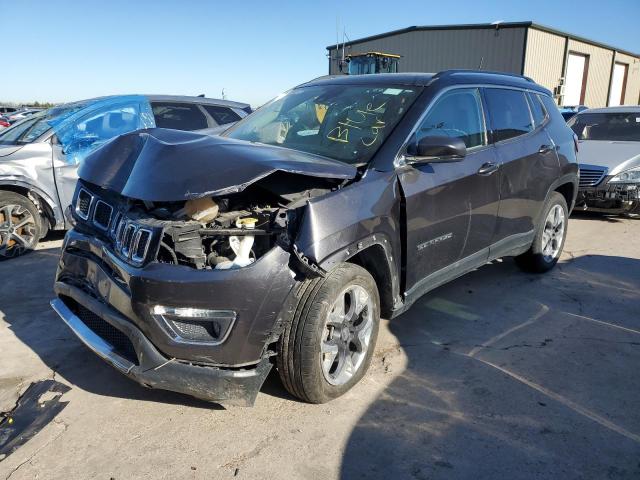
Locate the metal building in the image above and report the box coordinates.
[326,22,640,107]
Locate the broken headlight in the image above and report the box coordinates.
[609,167,640,183]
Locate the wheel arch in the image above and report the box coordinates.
[0,181,63,230]
[318,235,400,318]
[554,181,575,213]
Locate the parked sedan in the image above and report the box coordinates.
[7,108,43,124]
[569,106,640,214]
[0,95,250,258]
[560,105,587,122]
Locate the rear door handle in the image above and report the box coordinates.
[477,162,499,175]
[539,144,554,154]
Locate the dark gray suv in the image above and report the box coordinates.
[51,71,578,406]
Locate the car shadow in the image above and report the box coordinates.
[571,210,631,223]
[1,244,222,410]
[340,253,640,479]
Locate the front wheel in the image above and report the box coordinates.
[515,192,568,273]
[0,191,43,260]
[277,263,380,403]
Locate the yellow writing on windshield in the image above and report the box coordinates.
[327,101,387,145]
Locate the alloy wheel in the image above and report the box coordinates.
[541,204,565,263]
[321,284,374,386]
[0,204,38,258]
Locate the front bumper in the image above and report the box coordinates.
[52,228,298,405]
[577,181,639,214]
[51,295,270,406]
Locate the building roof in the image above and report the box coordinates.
[326,21,640,59]
[299,70,550,95]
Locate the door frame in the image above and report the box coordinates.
[564,51,590,106]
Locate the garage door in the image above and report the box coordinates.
[564,53,589,106]
[609,62,628,107]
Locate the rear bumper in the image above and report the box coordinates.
[51,291,271,406]
[577,182,639,214]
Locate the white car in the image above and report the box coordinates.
[570,106,640,215]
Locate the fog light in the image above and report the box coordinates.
[152,306,236,345]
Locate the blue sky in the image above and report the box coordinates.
[2,0,639,106]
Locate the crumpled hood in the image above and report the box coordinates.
[78,128,357,202]
[578,140,640,176]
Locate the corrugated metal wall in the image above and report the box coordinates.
[328,25,640,107]
[328,27,526,76]
[522,28,640,107]
[523,28,565,94]
[614,52,640,105]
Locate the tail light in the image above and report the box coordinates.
[0,120,9,128]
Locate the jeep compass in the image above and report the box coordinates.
[51,71,578,406]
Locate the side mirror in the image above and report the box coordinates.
[405,135,467,163]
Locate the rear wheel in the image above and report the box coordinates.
[515,192,568,273]
[0,191,42,260]
[277,263,380,403]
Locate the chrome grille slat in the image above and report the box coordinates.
[93,200,113,230]
[121,224,137,258]
[75,188,94,220]
[578,165,607,188]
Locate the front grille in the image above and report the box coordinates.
[93,200,113,230]
[76,189,93,220]
[121,225,136,257]
[65,298,138,365]
[579,165,607,188]
[74,187,154,266]
[133,229,151,261]
[111,216,153,265]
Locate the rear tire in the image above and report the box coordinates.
[515,192,568,273]
[0,191,43,260]
[277,263,380,403]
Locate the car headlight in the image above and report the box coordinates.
[609,167,640,183]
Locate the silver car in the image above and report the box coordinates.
[0,94,250,258]
[569,106,640,215]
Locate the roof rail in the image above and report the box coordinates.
[432,69,535,83]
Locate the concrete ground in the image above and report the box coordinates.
[0,214,639,479]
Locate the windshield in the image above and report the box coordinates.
[224,84,421,164]
[568,112,640,141]
[0,103,88,146]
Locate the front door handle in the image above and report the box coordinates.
[477,162,499,175]
[539,144,554,154]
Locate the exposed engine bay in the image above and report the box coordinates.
[116,172,342,270]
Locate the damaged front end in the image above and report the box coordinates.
[51,129,357,406]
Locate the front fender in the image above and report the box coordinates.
[294,169,403,303]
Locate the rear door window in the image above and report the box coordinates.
[201,105,242,125]
[151,102,209,130]
[527,93,547,127]
[484,89,534,142]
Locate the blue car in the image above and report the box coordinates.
[0,94,250,257]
